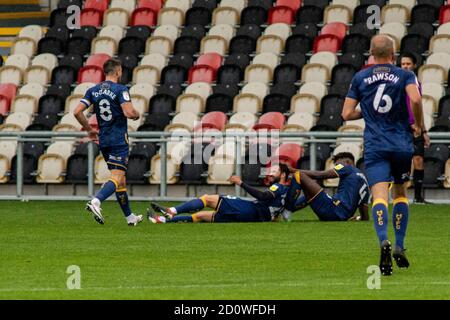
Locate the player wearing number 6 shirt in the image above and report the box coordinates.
[73,59,143,226]
[342,35,424,276]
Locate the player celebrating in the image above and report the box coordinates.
[342,35,424,275]
[400,53,431,203]
[73,59,143,226]
[280,153,370,222]
[147,164,290,223]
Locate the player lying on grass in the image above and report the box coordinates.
[280,152,370,222]
[147,164,290,223]
[73,59,143,226]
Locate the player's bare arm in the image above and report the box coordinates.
[342,97,362,121]
[73,102,98,141]
[358,204,369,221]
[121,102,140,120]
[230,175,275,201]
[298,169,338,180]
[406,83,424,137]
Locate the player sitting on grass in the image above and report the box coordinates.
[280,152,370,222]
[147,164,290,223]
[73,59,143,226]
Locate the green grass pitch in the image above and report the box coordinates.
[0,201,449,300]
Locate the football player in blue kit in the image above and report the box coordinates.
[280,153,370,222]
[74,59,143,226]
[147,164,290,223]
[342,35,424,275]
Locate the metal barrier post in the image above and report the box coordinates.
[160,139,167,197]
[87,142,94,197]
[310,138,317,171]
[16,139,23,198]
[235,138,242,197]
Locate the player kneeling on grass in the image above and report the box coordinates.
[148,164,290,223]
[73,59,143,226]
[280,152,370,222]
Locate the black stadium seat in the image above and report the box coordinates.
[296,5,323,24]
[139,113,171,131]
[50,8,69,27]
[118,53,139,84]
[339,52,365,70]
[292,23,318,40]
[242,143,273,186]
[181,24,206,40]
[359,0,386,6]
[303,0,330,10]
[161,65,187,85]
[72,26,98,41]
[423,144,449,188]
[224,53,250,71]
[248,0,272,10]
[45,26,70,43]
[126,25,152,42]
[38,37,65,55]
[270,83,297,98]
[119,36,145,56]
[38,94,65,114]
[400,34,429,55]
[192,0,218,11]
[285,34,313,54]
[51,65,77,85]
[217,65,242,84]
[58,0,82,9]
[229,35,255,55]
[46,84,71,100]
[331,64,357,85]
[23,141,46,160]
[169,53,194,70]
[126,142,157,184]
[29,114,59,131]
[149,94,175,114]
[240,6,267,26]
[418,0,445,9]
[342,34,370,54]
[213,83,240,97]
[281,53,307,69]
[185,7,212,26]
[263,93,291,113]
[353,5,373,25]
[206,93,233,113]
[59,53,84,73]
[156,83,183,99]
[237,24,261,40]
[411,4,438,24]
[350,22,377,39]
[408,22,435,39]
[273,64,301,84]
[174,36,200,55]
[65,154,88,184]
[10,154,37,184]
[66,37,91,56]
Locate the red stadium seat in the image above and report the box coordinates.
[188,65,216,84]
[273,143,303,168]
[84,0,109,12]
[80,8,103,27]
[321,22,348,41]
[131,8,157,27]
[439,5,450,24]
[196,111,228,131]
[313,34,341,53]
[253,112,285,131]
[0,83,17,115]
[276,0,302,13]
[268,6,295,24]
[86,53,111,69]
[196,53,223,73]
[77,66,105,83]
[137,0,162,14]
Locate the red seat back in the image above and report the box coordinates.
[276,0,302,13]
[273,143,303,168]
[196,53,223,73]
[199,111,228,131]
[268,6,295,24]
[84,0,109,12]
[321,22,348,41]
[80,8,103,27]
[0,97,10,116]
[188,65,215,84]
[0,83,17,103]
[137,0,162,14]
[313,34,341,53]
[131,7,157,27]
[253,112,285,131]
[440,5,450,24]
[86,54,111,69]
[78,66,105,84]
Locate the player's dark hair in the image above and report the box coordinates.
[279,163,291,178]
[333,152,355,163]
[400,52,417,66]
[103,58,122,75]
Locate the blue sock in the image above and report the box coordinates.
[116,189,132,217]
[285,171,302,211]
[392,197,409,249]
[372,199,389,245]
[174,197,206,214]
[169,215,193,223]
[95,179,117,202]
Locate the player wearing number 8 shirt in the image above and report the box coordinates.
[342,35,424,276]
[73,59,143,226]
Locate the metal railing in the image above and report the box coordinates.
[1,131,450,201]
